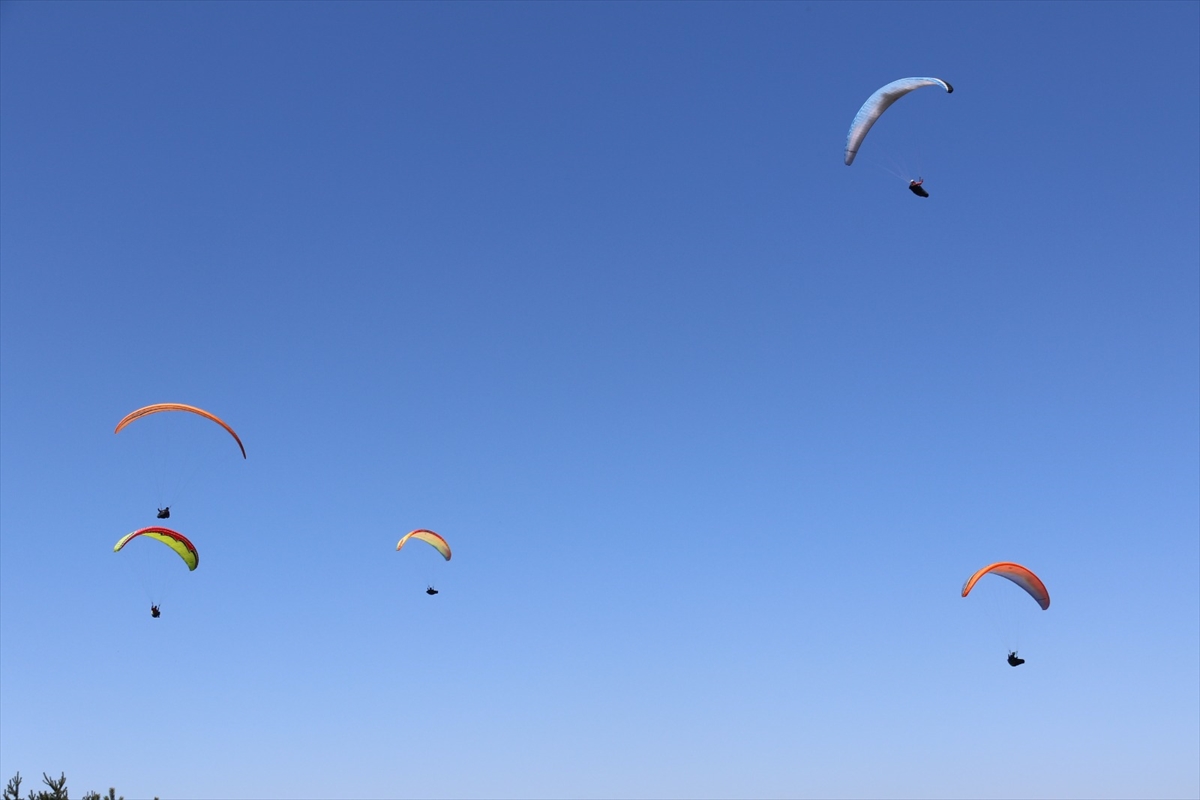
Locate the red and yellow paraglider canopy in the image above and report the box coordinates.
[396,529,451,560]
[113,526,199,571]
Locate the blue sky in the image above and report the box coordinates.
[1,2,1197,798]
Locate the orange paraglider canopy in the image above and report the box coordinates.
[115,403,246,459]
[962,562,1050,610]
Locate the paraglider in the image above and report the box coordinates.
[844,77,953,166]
[908,179,929,198]
[113,526,199,571]
[397,529,451,595]
[963,562,1048,666]
[114,527,198,616]
[115,403,247,459]
[115,403,246,517]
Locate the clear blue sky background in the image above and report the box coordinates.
[2,2,1197,798]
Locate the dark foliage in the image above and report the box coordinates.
[5,772,145,800]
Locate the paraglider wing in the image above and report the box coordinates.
[961,562,1049,610]
[115,403,246,459]
[844,77,953,166]
[396,529,452,560]
[114,526,199,571]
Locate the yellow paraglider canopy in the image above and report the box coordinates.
[396,529,451,560]
[113,526,199,571]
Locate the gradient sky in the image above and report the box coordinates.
[1,2,1197,798]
